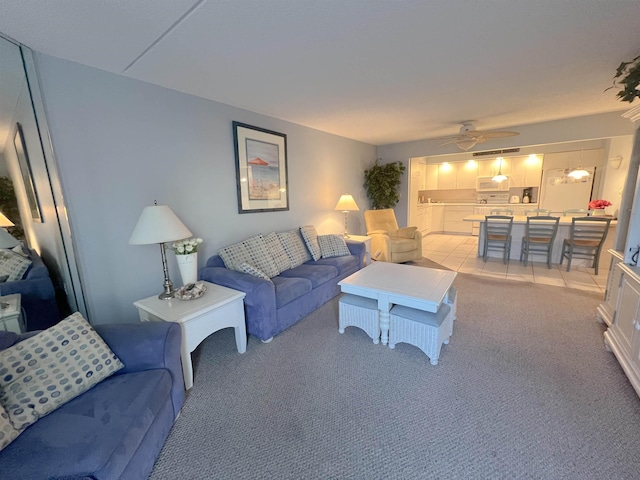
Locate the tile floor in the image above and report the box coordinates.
[423,233,608,294]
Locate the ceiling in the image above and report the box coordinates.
[1,0,640,147]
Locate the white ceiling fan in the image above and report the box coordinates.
[434,122,519,151]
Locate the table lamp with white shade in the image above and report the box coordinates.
[129,203,192,299]
[334,194,359,238]
[0,211,19,248]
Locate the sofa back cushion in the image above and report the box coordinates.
[0,312,124,430]
[263,232,292,274]
[277,229,312,268]
[0,249,32,282]
[218,235,279,278]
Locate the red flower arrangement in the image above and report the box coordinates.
[588,199,612,210]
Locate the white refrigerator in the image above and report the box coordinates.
[539,168,595,215]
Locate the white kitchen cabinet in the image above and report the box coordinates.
[431,205,444,232]
[597,250,625,327]
[425,164,438,190]
[477,158,511,178]
[604,263,640,398]
[437,163,457,189]
[509,156,527,187]
[524,156,543,187]
[456,160,478,189]
[443,206,474,234]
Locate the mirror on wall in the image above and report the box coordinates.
[0,33,86,327]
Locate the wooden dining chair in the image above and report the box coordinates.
[525,208,551,216]
[490,208,513,215]
[520,216,560,268]
[559,216,612,274]
[483,215,513,264]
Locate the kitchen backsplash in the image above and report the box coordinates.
[419,189,476,203]
[419,186,539,204]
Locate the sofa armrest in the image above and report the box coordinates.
[398,226,418,238]
[345,239,366,269]
[95,322,185,418]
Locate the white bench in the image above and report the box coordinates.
[339,293,380,344]
[388,302,452,365]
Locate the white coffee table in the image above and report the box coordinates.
[338,262,457,345]
[134,281,246,389]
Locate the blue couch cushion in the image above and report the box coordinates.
[0,369,172,480]
[272,276,312,308]
[279,263,338,288]
[312,255,359,276]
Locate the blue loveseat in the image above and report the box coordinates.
[0,248,59,331]
[0,321,184,480]
[201,239,365,342]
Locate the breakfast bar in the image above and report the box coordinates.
[463,214,617,265]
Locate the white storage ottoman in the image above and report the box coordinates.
[388,302,452,365]
[446,286,457,336]
[339,294,380,344]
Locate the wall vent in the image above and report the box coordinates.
[472,148,520,157]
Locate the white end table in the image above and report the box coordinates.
[347,235,372,265]
[134,281,246,389]
[0,294,23,333]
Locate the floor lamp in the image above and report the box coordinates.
[334,194,359,238]
[129,203,192,299]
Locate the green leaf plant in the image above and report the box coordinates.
[363,158,406,209]
[607,54,640,103]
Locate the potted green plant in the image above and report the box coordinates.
[363,158,406,209]
[608,54,640,103]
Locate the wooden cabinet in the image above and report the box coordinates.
[477,158,511,178]
[456,160,478,189]
[431,205,444,232]
[425,164,438,190]
[597,250,625,327]
[604,263,640,398]
[524,156,543,187]
[443,206,474,234]
[437,163,457,189]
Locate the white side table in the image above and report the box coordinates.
[0,294,23,333]
[347,235,372,265]
[134,281,246,390]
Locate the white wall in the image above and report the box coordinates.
[377,114,637,226]
[35,54,376,325]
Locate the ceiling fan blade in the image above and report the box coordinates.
[438,139,458,146]
[480,130,519,139]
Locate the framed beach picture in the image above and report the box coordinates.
[13,123,42,222]
[233,121,289,213]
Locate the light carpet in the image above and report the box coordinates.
[150,272,640,479]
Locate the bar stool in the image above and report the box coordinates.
[520,216,560,268]
[559,216,611,275]
[482,215,513,264]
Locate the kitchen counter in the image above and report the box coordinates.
[464,214,617,264]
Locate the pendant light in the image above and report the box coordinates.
[492,157,507,183]
[568,150,590,179]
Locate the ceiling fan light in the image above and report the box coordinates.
[456,138,477,151]
[568,168,590,179]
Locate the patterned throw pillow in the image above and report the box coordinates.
[218,241,252,272]
[238,262,273,282]
[300,225,322,261]
[242,235,279,278]
[0,249,31,282]
[318,234,351,258]
[0,312,124,430]
[0,403,21,452]
[277,230,312,268]
[263,232,292,273]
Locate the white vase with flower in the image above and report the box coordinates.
[171,237,203,286]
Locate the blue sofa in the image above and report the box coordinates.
[0,248,59,331]
[0,321,184,480]
[200,239,365,342]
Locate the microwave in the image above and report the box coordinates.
[476,176,510,192]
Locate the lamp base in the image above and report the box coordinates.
[158,242,176,300]
[158,289,175,300]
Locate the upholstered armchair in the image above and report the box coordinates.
[364,209,422,263]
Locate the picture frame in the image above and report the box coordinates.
[233,121,289,213]
[13,123,42,222]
